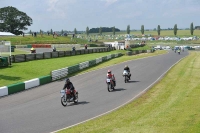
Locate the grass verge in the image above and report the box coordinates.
[0,50,165,87]
[57,51,200,133]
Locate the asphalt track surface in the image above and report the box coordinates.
[0,50,188,133]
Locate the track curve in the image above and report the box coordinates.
[0,50,188,133]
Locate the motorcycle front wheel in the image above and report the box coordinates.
[125,76,127,83]
[61,96,67,106]
[107,83,112,92]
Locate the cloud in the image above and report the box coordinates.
[46,0,77,19]
[101,0,118,6]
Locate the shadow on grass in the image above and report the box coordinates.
[0,75,21,81]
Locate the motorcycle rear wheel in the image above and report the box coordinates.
[74,93,78,103]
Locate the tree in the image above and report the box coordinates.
[61,29,64,35]
[112,26,115,35]
[40,29,43,37]
[190,22,194,35]
[29,30,32,34]
[74,28,77,34]
[86,26,89,36]
[50,29,53,35]
[89,27,120,33]
[127,25,130,34]
[174,24,178,36]
[157,25,161,36]
[141,25,144,35]
[99,27,102,35]
[0,6,32,35]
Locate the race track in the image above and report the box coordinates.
[0,50,188,133]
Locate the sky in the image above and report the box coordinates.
[0,0,200,32]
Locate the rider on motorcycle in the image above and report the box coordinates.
[124,65,131,79]
[63,78,75,100]
[107,70,116,86]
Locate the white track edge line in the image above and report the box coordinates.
[51,52,186,133]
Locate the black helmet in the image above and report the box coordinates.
[65,78,70,83]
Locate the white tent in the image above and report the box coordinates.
[0,32,15,36]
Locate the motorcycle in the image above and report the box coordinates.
[106,77,115,92]
[178,50,180,55]
[123,70,130,83]
[60,89,78,106]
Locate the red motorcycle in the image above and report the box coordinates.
[60,89,78,106]
[106,77,115,92]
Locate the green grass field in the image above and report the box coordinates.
[0,30,200,45]
[56,51,200,133]
[0,50,164,87]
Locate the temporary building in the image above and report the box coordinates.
[0,32,15,36]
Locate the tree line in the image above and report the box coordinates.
[0,6,197,36]
[89,27,120,33]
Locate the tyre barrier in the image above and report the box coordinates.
[11,47,115,63]
[107,54,111,60]
[126,49,154,56]
[51,67,68,81]
[79,61,89,70]
[96,57,102,64]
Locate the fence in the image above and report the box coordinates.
[10,47,115,63]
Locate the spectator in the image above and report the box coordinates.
[85,44,88,49]
[53,32,55,38]
[72,46,76,52]
[52,46,56,52]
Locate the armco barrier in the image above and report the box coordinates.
[0,86,8,97]
[24,78,40,90]
[39,75,51,85]
[8,82,25,95]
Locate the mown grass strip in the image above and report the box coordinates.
[0,50,164,87]
[0,51,118,86]
[56,51,200,133]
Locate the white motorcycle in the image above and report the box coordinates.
[123,70,130,83]
[106,77,115,92]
